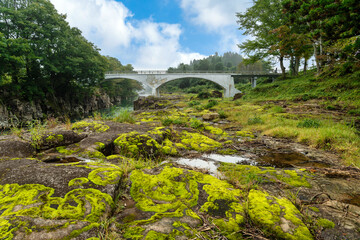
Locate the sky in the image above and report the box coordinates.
[49,0,253,70]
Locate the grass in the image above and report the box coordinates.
[113,109,135,124]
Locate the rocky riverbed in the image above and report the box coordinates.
[0,95,359,239]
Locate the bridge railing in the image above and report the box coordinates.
[105,70,281,75]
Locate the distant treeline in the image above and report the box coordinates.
[168,52,272,73]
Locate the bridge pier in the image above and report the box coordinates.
[251,77,257,88]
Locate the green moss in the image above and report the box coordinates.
[180,131,222,152]
[125,166,244,239]
[308,207,320,212]
[95,142,105,151]
[114,131,162,158]
[79,150,106,160]
[218,163,311,188]
[236,130,255,138]
[56,146,79,155]
[205,125,227,136]
[248,190,313,240]
[217,149,237,155]
[46,134,64,142]
[68,178,89,187]
[161,139,178,155]
[317,218,335,229]
[123,226,145,240]
[0,182,114,239]
[72,120,110,133]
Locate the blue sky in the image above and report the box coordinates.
[50,0,253,69]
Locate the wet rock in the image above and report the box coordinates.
[0,135,35,158]
[202,113,219,121]
[134,96,164,110]
[39,130,87,150]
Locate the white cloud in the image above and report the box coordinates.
[180,0,252,54]
[180,0,251,31]
[50,0,205,69]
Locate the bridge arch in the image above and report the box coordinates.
[104,73,241,97]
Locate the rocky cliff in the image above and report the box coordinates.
[0,91,118,129]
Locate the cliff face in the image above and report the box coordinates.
[0,91,117,129]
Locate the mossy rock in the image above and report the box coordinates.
[114,131,162,158]
[0,159,122,239]
[119,166,245,239]
[219,163,311,188]
[72,120,110,133]
[248,189,313,240]
[39,130,86,150]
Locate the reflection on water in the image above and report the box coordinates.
[175,154,252,176]
[256,151,331,168]
[177,158,218,174]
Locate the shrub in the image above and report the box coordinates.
[204,100,218,109]
[218,110,227,119]
[114,109,135,124]
[247,116,264,125]
[190,118,204,129]
[297,118,321,128]
[162,118,173,126]
[270,106,286,113]
[188,100,201,107]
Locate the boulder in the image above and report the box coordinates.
[203,113,219,121]
[233,93,244,101]
[0,136,34,158]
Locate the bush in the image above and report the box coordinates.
[188,100,201,107]
[270,106,286,113]
[190,118,204,129]
[114,109,135,124]
[218,110,227,119]
[247,116,264,125]
[297,118,321,128]
[162,118,173,126]
[204,100,218,109]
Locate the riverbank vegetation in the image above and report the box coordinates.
[0,0,139,125]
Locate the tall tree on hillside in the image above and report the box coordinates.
[236,0,286,77]
[0,0,107,100]
[283,0,360,73]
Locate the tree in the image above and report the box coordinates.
[237,0,285,77]
[0,0,108,100]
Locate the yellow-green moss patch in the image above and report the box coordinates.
[248,189,313,240]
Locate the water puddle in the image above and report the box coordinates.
[256,151,331,168]
[44,156,95,164]
[175,154,253,176]
[177,158,218,174]
[203,154,256,165]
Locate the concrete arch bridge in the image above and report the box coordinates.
[104,71,281,97]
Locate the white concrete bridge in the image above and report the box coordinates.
[104,71,281,97]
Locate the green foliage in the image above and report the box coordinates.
[204,100,218,109]
[162,118,173,126]
[0,0,108,102]
[190,118,204,129]
[297,119,321,128]
[113,109,135,124]
[248,116,264,125]
[188,100,201,107]
[218,110,227,119]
